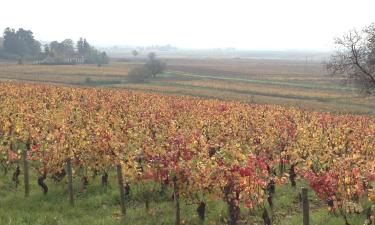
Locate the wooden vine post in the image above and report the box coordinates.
[67,158,74,206]
[22,147,30,198]
[116,164,126,215]
[173,176,181,225]
[302,187,309,225]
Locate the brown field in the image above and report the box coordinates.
[0,62,137,85]
[0,58,374,115]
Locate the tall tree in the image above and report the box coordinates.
[49,41,60,54]
[48,39,75,61]
[3,28,41,62]
[60,39,75,55]
[101,52,109,64]
[43,44,50,56]
[3,28,19,54]
[77,38,90,56]
[77,38,84,55]
[327,23,375,95]
[145,52,166,78]
[83,39,90,55]
[16,28,41,56]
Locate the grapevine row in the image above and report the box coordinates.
[0,82,374,225]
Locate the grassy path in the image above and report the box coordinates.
[163,71,356,91]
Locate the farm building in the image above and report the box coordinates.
[39,54,86,65]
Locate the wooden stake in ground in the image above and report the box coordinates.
[67,158,74,206]
[116,164,126,215]
[173,176,181,225]
[302,187,309,225]
[22,148,30,198]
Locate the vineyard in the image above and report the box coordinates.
[0,82,374,225]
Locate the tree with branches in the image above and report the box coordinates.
[145,52,166,78]
[327,23,375,95]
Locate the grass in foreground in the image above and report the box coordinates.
[0,170,369,225]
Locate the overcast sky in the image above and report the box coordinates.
[1,0,374,50]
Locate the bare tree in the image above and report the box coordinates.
[326,23,375,95]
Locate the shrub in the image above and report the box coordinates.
[127,67,152,83]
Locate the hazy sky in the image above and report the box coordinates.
[1,0,374,50]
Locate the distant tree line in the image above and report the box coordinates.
[43,37,109,65]
[132,44,178,52]
[0,28,41,63]
[0,27,109,65]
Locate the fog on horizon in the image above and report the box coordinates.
[1,0,375,50]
